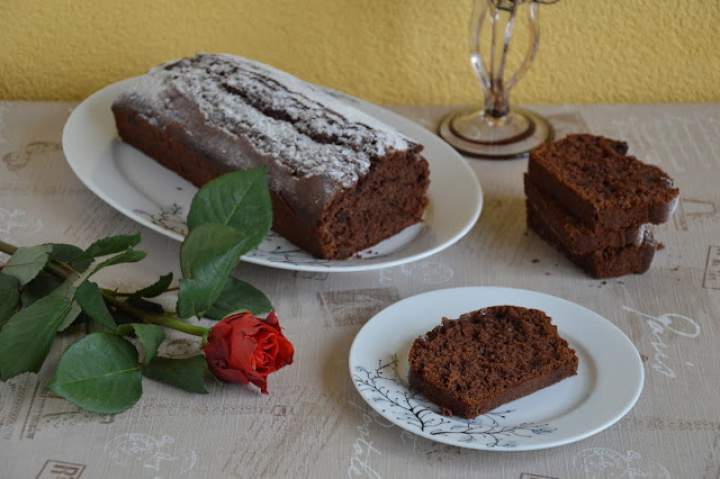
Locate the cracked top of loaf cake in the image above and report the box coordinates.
[117,53,422,192]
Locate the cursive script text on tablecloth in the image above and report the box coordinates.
[623,306,701,378]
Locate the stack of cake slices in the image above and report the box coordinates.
[525,134,679,278]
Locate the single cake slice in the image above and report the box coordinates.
[112,53,429,259]
[524,174,646,255]
[527,204,658,278]
[408,306,578,419]
[528,134,679,230]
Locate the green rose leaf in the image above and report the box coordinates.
[0,287,73,380]
[88,248,146,277]
[44,280,83,332]
[48,333,142,414]
[132,273,173,298]
[57,301,82,332]
[206,277,272,320]
[83,233,141,258]
[21,271,63,307]
[0,273,20,328]
[49,243,84,262]
[69,234,142,272]
[3,244,52,286]
[186,168,272,250]
[129,323,165,365]
[76,281,116,331]
[143,355,208,394]
[49,243,92,272]
[177,224,249,319]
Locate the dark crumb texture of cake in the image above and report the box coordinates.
[408,306,578,419]
[528,134,679,229]
[527,205,657,278]
[524,174,644,255]
[312,150,428,259]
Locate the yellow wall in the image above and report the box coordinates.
[1,0,718,105]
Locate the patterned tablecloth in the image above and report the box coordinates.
[0,101,719,479]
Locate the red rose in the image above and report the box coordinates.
[203,311,294,393]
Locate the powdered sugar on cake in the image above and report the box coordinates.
[123,53,416,188]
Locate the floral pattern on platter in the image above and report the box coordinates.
[245,231,385,265]
[134,203,385,267]
[352,356,556,448]
[244,231,335,265]
[134,203,188,236]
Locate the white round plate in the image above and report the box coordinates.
[349,287,644,451]
[62,78,482,272]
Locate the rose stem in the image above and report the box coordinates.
[0,239,18,256]
[0,237,208,338]
[102,292,209,337]
[109,286,179,297]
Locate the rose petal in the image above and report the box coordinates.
[228,324,258,373]
[211,365,250,384]
[234,314,266,334]
[245,370,269,393]
[265,312,280,327]
[276,336,294,365]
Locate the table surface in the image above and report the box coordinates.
[0,101,719,479]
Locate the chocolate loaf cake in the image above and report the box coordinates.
[524,175,645,255]
[527,205,657,278]
[408,306,578,419]
[112,54,430,259]
[528,134,678,230]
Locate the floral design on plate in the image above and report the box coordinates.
[244,231,385,266]
[134,203,187,236]
[352,355,556,448]
[244,231,334,265]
